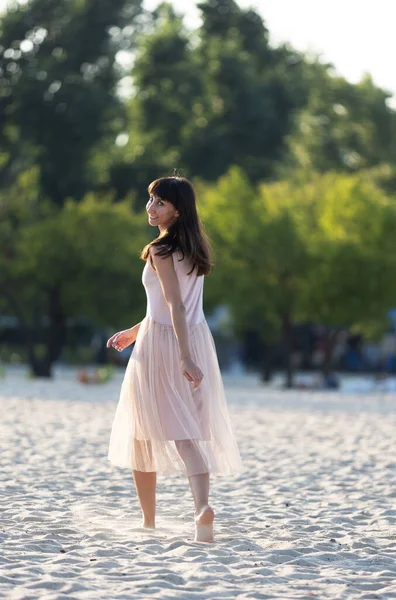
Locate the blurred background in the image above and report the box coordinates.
[1,0,396,389]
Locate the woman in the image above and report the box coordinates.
[107,176,242,543]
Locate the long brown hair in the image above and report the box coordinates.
[141,176,213,276]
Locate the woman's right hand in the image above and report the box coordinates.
[181,357,204,390]
[106,327,137,352]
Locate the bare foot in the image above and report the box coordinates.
[195,505,214,543]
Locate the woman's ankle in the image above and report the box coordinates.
[143,521,155,529]
[195,504,213,518]
[142,516,155,529]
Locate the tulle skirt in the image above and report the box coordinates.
[108,316,243,476]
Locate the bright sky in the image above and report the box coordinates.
[144,0,396,100]
[1,0,394,100]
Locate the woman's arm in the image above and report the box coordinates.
[106,321,141,350]
[150,248,191,360]
[150,248,203,388]
[131,321,141,342]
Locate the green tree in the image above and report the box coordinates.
[283,65,396,174]
[0,0,143,204]
[110,2,201,204]
[300,172,396,374]
[1,182,147,376]
[188,0,307,182]
[200,168,301,385]
[121,0,308,200]
[200,168,396,387]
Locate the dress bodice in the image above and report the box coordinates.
[142,250,205,326]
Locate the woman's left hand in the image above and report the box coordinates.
[181,357,203,390]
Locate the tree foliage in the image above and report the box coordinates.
[200,167,396,385]
[1,0,396,379]
[283,67,396,174]
[0,0,143,204]
[1,174,147,375]
[115,0,308,204]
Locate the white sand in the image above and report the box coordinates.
[1,369,396,599]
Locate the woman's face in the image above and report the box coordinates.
[146,194,179,230]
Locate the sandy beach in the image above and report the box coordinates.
[1,368,396,599]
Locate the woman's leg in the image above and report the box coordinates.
[188,472,210,514]
[132,470,156,529]
[175,440,214,542]
[132,439,156,528]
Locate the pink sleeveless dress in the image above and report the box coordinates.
[108,250,242,476]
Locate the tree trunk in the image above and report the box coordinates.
[0,281,42,374]
[260,344,273,383]
[322,328,338,378]
[30,359,51,377]
[1,281,66,378]
[31,286,66,378]
[26,287,67,378]
[282,314,294,389]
